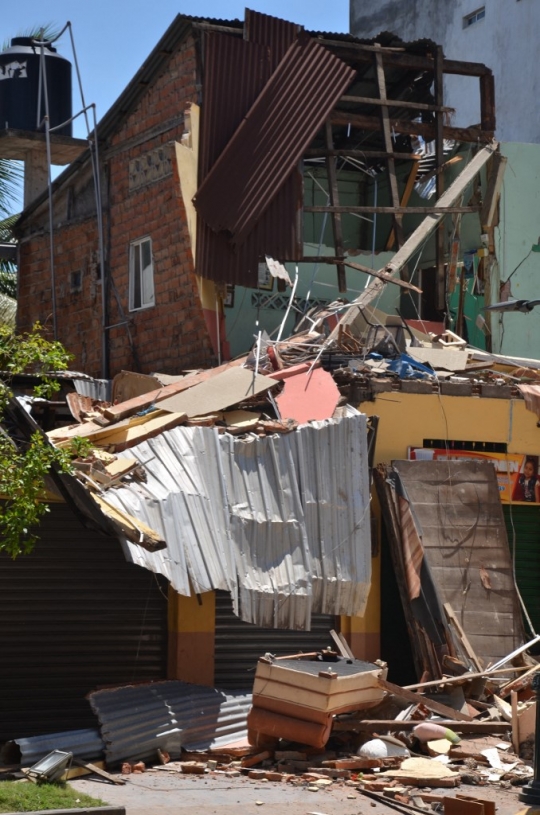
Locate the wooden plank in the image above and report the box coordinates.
[385,157,421,250]
[103,357,247,423]
[305,148,416,160]
[444,797,484,815]
[72,757,125,785]
[321,258,422,292]
[324,121,346,292]
[330,110,493,143]
[92,494,165,552]
[518,701,536,746]
[405,665,530,692]
[329,629,355,659]
[480,152,507,229]
[99,411,188,452]
[377,678,474,722]
[321,40,492,77]
[456,795,495,815]
[373,47,405,257]
[304,205,480,214]
[443,602,483,672]
[332,719,511,733]
[340,94,453,113]
[337,632,356,660]
[480,71,496,132]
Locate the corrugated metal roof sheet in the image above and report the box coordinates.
[196,30,301,287]
[194,35,356,247]
[104,408,371,630]
[3,729,104,765]
[244,9,301,71]
[73,376,112,402]
[88,681,251,766]
[199,33,271,178]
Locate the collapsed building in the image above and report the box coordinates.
[2,19,540,804]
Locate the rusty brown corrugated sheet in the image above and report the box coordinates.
[197,30,301,287]
[196,179,301,287]
[194,34,356,248]
[198,32,271,177]
[244,9,301,71]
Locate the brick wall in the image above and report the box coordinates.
[17,32,216,379]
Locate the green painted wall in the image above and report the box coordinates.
[491,142,540,358]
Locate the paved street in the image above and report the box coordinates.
[71,768,526,815]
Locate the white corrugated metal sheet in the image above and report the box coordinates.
[105,408,371,629]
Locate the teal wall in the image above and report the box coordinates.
[491,142,540,358]
[224,143,540,359]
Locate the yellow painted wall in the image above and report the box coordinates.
[168,589,215,686]
[361,392,540,463]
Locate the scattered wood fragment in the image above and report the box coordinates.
[332,719,511,734]
[404,665,530,692]
[92,493,166,552]
[377,678,474,722]
[103,357,248,423]
[71,757,125,785]
[329,629,355,659]
[443,603,483,672]
[379,756,460,787]
[445,794,495,815]
[501,662,540,696]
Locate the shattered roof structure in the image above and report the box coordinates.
[192,10,495,291]
[40,361,372,630]
[104,407,371,630]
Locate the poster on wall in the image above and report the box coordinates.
[408,448,540,503]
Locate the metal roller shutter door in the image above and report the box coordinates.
[0,504,168,741]
[503,504,540,636]
[214,591,337,689]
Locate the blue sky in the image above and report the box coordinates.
[2,1,349,142]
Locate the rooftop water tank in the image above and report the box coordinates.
[0,37,72,137]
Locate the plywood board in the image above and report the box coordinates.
[159,367,276,417]
[392,460,525,669]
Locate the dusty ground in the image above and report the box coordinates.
[71,768,528,815]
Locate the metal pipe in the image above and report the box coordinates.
[39,41,57,341]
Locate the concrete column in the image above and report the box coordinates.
[23,148,49,208]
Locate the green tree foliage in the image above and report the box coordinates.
[0,25,81,558]
[0,323,75,557]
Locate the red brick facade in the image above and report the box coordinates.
[17,34,216,379]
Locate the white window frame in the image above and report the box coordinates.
[129,236,155,311]
[464,7,485,27]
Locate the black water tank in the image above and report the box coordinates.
[0,37,72,136]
